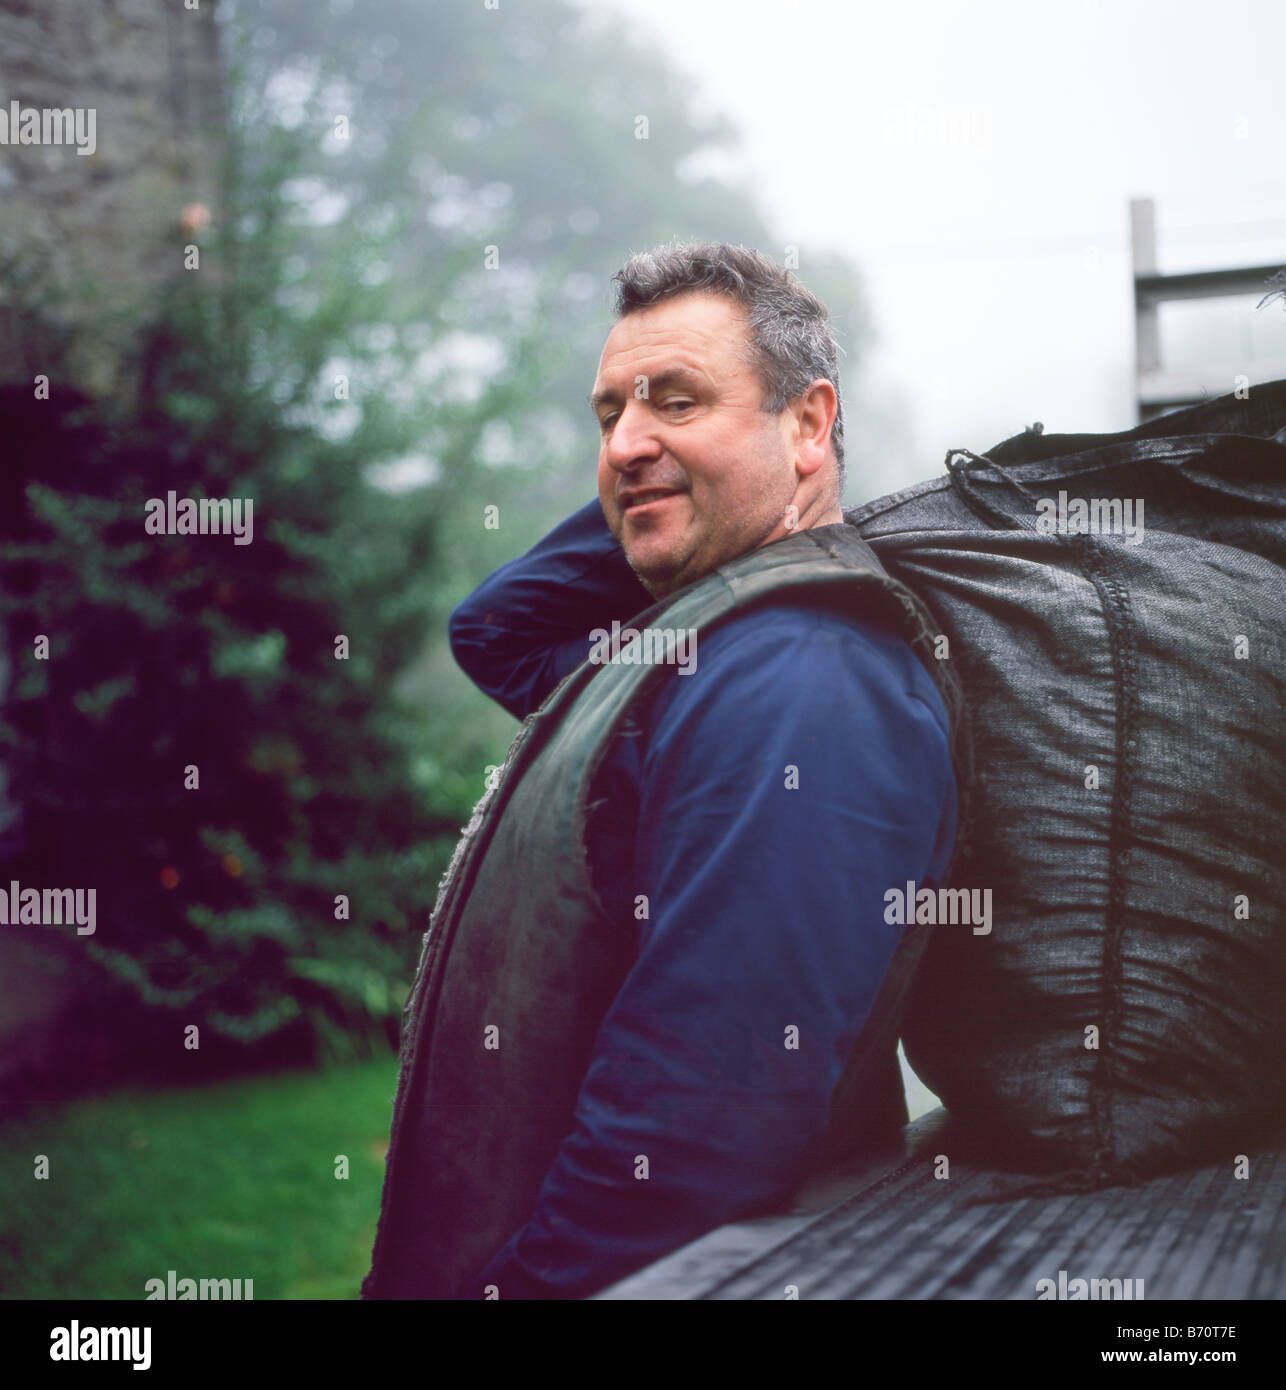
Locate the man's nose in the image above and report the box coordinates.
[603,400,662,473]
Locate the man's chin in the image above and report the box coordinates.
[625,551,686,601]
[629,552,713,601]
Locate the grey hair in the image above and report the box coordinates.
[610,240,846,494]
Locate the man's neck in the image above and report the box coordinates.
[794,490,844,532]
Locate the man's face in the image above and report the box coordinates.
[591,291,804,599]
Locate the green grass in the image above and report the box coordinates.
[0,1054,401,1299]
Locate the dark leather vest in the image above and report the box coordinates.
[362,523,966,1298]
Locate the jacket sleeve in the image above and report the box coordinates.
[448,496,653,721]
[467,604,958,1299]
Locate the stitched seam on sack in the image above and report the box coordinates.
[945,450,1136,1184]
[1076,550,1138,1181]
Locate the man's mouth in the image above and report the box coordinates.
[621,489,682,514]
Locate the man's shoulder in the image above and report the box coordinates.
[637,593,944,743]
[678,594,926,689]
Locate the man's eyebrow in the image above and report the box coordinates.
[587,367,702,414]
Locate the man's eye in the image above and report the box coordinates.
[598,399,691,432]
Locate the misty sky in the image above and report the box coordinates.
[603,0,1286,499]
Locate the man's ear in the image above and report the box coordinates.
[792,379,838,480]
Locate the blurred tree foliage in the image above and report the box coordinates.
[0,0,872,1082]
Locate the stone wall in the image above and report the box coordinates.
[0,0,225,397]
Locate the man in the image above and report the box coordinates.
[363,242,962,1300]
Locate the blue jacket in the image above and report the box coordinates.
[448,500,957,1298]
